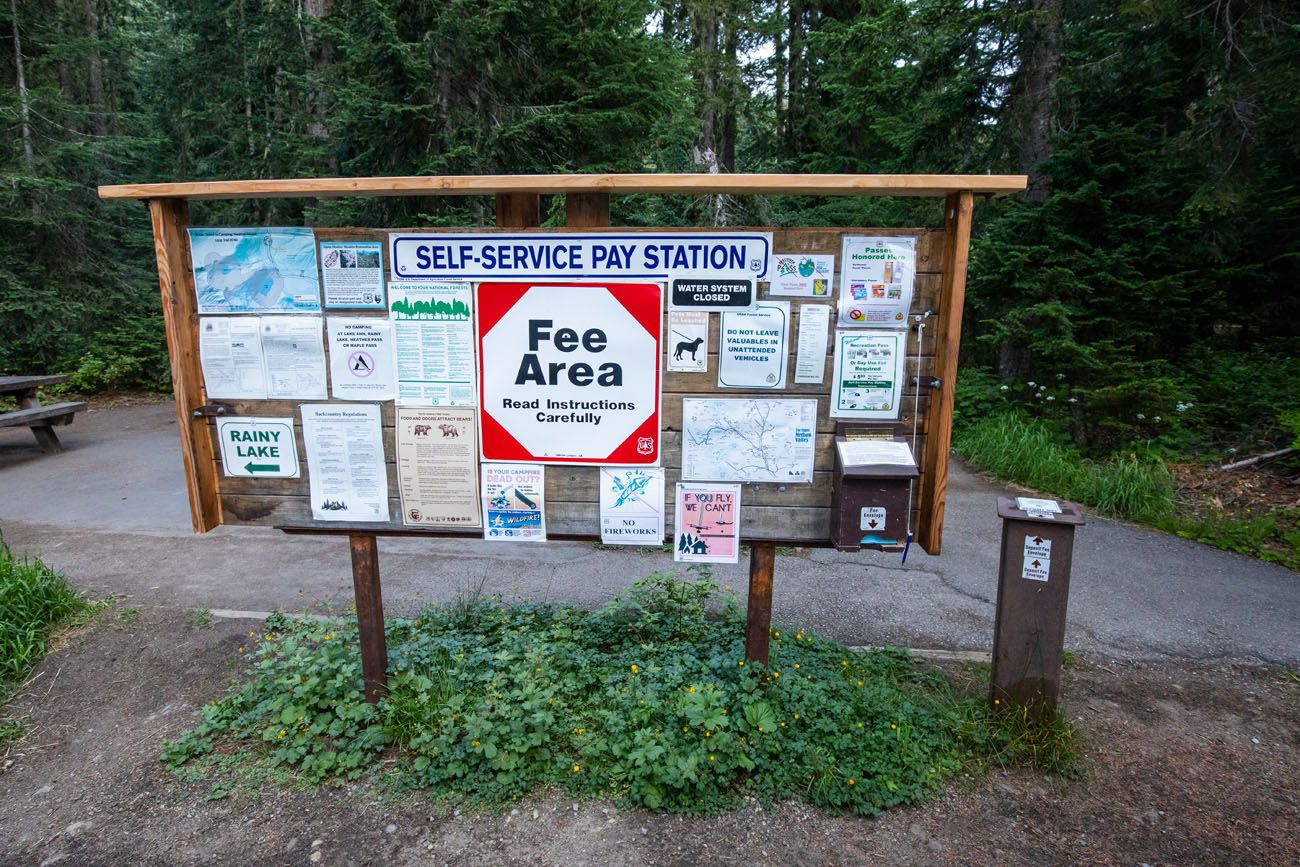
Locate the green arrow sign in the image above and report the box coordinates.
[216,416,300,479]
[244,462,281,474]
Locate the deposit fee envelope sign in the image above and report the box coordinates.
[475,282,662,465]
[389,232,772,281]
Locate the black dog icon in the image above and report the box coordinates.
[673,336,704,362]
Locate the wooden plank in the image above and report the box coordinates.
[0,401,86,427]
[348,534,388,704]
[100,174,1028,202]
[917,192,973,555]
[565,192,610,227]
[0,374,68,393]
[744,543,776,665]
[494,193,541,228]
[149,198,221,533]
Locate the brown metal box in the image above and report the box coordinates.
[830,435,918,551]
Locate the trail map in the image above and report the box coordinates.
[190,227,321,314]
[680,398,816,483]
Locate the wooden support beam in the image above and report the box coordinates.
[916,191,974,555]
[148,198,221,533]
[494,192,541,228]
[565,192,610,227]
[348,533,388,704]
[744,542,777,665]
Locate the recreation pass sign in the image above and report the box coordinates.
[389,232,772,281]
[476,282,662,465]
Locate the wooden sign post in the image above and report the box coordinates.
[102,173,1025,701]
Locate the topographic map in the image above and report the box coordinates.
[680,398,816,483]
[190,227,320,313]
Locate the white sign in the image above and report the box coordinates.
[860,506,887,532]
[837,439,916,468]
[681,398,816,484]
[768,253,834,297]
[320,241,385,309]
[327,317,396,400]
[396,407,481,528]
[718,300,789,389]
[216,417,299,478]
[1022,533,1052,582]
[1016,497,1062,513]
[389,281,477,406]
[390,232,773,281]
[838,235,916,327]
[793,303,831,384]
[476,282,662,465]
[667,310,709,372]
[481,463,546,542]
[301,404,389,522]
[599,467,665,545]
[198,317,267,399]
[830,330,905,419]
[261,316,328,399]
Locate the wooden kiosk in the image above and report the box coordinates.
[99,173,1026,701]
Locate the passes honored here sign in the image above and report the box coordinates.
[476,282,663,465]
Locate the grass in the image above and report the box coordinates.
[1,537,86,751]
[161,571,1079,816]
[955,412,1300,567]
[191,608,214,628]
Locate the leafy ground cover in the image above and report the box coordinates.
[161,572,1075,816]
[0,538,87,750]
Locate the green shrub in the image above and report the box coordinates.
[0,539,83,688]
[162,573,1077,815]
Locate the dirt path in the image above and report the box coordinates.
[2,610,1296,866]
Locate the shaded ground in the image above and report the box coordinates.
[2,609,1296,866]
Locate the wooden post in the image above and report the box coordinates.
[917,190,974,555]
[566,192,610,227]
[744,542,776,665]
[148,198,222,533]
[494,193,541,228]
[348,533,388,704]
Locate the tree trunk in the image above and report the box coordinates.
[10,0,34,172]
[786,0,803,155]
[720,8,738,172]
[83,0,110,136]
[1018,0,1062,203]
[773,0,785,145]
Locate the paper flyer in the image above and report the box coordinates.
[189,227,320,314]
[389,281,476,406]
[396,407,481,527]
[680,398,816,484]
[301,404,389,522]
[768,253,834,297]
[481,463,546,542]
[666,310,709,373]
[793,303,831,384]
[327,317,396,401]
[599,467,665,545]
[320,241,386,309]
[718,300,789,389]
[837,236,916,327]
[674,483,741,564]
[198,316,268,399]
[261,315,328,399]
[830,330,905,419]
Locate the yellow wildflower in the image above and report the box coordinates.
[848,778,855,785]
[891,723,897,730]
[794,663,800,669]
[472,740,480,747]
[709,755,715,762]
[572,764,581,773]
[773,671,780,678]
[689,686,696,693]
[630,664,639,674]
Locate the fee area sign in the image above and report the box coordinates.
[215,416,300,478]
[475,282,663,465]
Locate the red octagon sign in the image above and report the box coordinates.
[476,282,662,465]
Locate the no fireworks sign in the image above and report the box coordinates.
[476,282,663,464]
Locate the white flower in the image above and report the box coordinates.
[1154,416,1161,422]
[1068,397,1078,404]
[1137,413,1146,420]
[1046,395,1056,401]
[999,385,1009,392]
[1056,373,1066,380]
[1027,381,1036,388]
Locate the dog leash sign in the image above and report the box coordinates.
[667,311,709,372]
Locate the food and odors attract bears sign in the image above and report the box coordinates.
[475,282,663,465]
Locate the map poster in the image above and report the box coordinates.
[189,227,321,314]
[481,464,546,542]
[301,404,389,522]
[793,303,831,384]
[718,300,789,389]
[830,330,905,419]
[198,316,267,399]
[837,235,916,328]
[261,315,328,400]
[396,407,481,528]
[320,241,386,309]
[327,317,396,401]
[768,253,834,297]
[667,310,709,372]
[599,467,665,545]
[680,398,816,484]
[389,281,476,406]
[674,483,741,564]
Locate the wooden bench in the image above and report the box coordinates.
[0,375,87,454]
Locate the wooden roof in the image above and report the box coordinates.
[99,173,1026,201]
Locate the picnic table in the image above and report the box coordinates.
[0,375,86,454]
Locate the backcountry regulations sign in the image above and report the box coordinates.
[476,282,663,464]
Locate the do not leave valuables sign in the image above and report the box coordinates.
[476,282,662,465]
